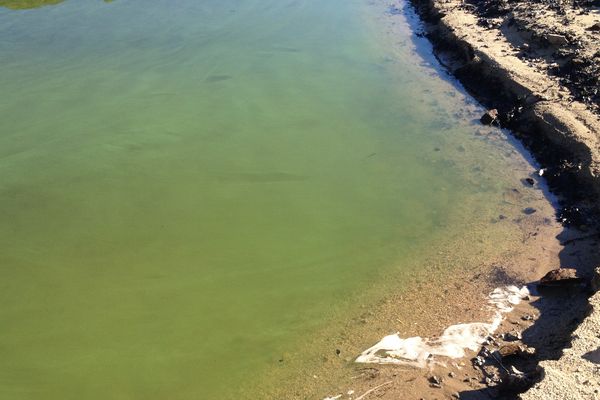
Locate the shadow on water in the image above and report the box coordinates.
[0,0,113,10]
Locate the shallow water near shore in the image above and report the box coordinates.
[0,1,552,399]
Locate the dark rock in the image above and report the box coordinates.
[587,22,600,32]
[503,331,523,341]
[546,33,569,46]
[538,267,583,287]
[480,109,499,125]
[498,342,534,359]
[523,177,535,186]
[429,375,443,385]
[522,207,537,215]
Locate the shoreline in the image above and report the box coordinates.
[309,0,600,398]
[408,0,600,214]
[405,0,600,396]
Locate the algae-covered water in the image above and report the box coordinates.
[0,1,541,399]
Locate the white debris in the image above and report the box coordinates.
[355,286,529,368]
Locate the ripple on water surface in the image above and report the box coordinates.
[0,1,550,399]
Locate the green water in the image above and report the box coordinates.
[0,1,538,399]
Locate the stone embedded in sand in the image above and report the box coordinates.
[480,109,499,125]
[523,177,535,186]
[587,22,600,32]
[498,342,534,359]
[522,207,537,215]
[428,375,443,388]
[538,267,582,287]
[545,33,569,47]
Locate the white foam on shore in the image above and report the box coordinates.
[355,286,529,368]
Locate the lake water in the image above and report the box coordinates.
[0,1,544,399]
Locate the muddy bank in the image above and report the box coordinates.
[408,0,600,224]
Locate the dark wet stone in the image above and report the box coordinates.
[523,177,535,186]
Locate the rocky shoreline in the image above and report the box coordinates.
[408,0,600,215]
[405,0,600,397]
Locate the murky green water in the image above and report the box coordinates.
[0,1,541,399]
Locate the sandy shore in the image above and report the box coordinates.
[307,0,600,398]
